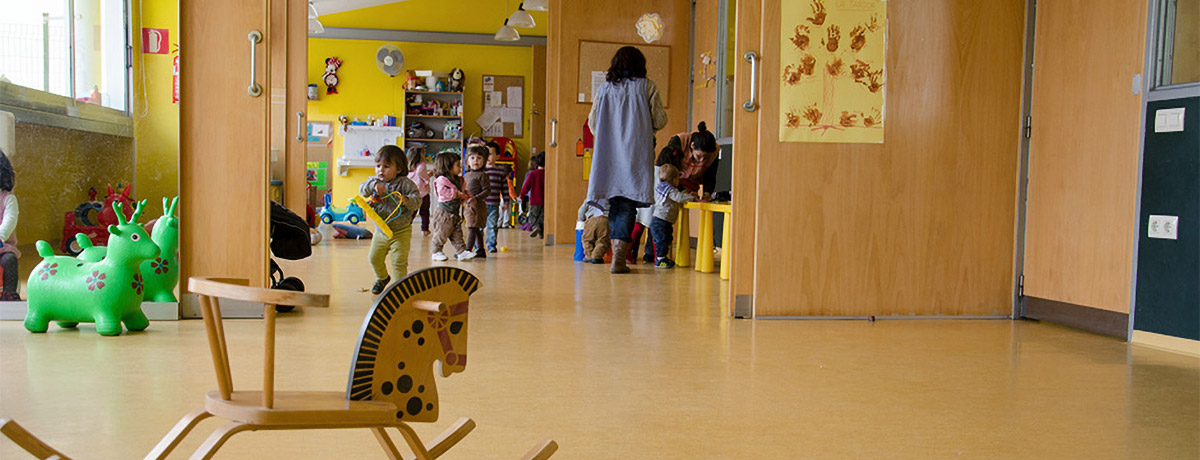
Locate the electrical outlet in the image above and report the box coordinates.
[1148,215,1179,240]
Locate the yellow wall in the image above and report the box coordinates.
[319,0,548,36]
[308,38,534,206]
[130,0,180,221]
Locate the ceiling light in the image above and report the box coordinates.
[309,17,325,34]
[494,18,520,41]
[508,3,535,28]
[524,0,547,12]
[308,2,319,19]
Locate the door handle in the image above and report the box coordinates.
[247,31,262,97]
[743,51,759,112]
[296,112,304,141]
[549,118,558,147]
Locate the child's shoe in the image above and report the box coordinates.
[655,258,675,269]
[0,290,21,301]
[488,247,498,253]
[586,258,604,264]
[423,230,431,236]
[432,252,448,261]
[475,248,487,259]
[642,253,655,263]
[370,277,391,295]
[456,250,476,261]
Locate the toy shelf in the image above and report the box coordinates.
[338,125,405,176]
[403,89,464,156]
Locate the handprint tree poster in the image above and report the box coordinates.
[780,0,887,143]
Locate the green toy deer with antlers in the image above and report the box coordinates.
[25,200,161,336]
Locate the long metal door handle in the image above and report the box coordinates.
[295,112,304,141]
[743,51,759,112]
[247,31,262,97]
[549,119,558,147]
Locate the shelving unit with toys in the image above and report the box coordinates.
[403,90,464,161]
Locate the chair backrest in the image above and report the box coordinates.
[347,267,479,423]
[187,277,330,409]
[1,418,70,459]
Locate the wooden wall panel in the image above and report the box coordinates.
[692,0,719,129]
[1023,0,1147,313]
[545,0,693,244]
[180,0,269,288]
[730,0,761,312]
[748,1,1026,316]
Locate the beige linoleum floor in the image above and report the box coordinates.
[1,228,1198,459]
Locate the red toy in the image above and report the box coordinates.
[61,185,135,256]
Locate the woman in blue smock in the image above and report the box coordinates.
[586,46,668,273]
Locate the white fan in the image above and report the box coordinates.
[376,44,405,77]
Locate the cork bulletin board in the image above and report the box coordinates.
[577,40,671,107]
[478,74,525,139]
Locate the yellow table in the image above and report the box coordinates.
[675,201,732,280]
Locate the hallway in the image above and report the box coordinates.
[1,231,1197,459]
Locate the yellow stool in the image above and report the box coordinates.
[682,202,732,280]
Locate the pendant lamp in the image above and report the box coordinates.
[494,18,520,41]
[524,0,548,12]
[508,3,536,28]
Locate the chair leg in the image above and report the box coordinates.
[520,439,559,460]
[371,427,404,460]
[143,409,213,460]
[1,418,72,459]
[187,421,254,460]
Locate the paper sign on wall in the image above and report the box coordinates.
[590,71,607,102]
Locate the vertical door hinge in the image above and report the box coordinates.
[1017,274,1025,297]
[1023,116,1032,139]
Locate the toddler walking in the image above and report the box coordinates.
[430,151,476,262]
[406,146,431,236]
[519,153,546,238]
[462,146,491,258]
[650,164,697,269]
[360,145,422,294]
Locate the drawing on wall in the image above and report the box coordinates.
[636,13,664,43]
[694,51,716,89]
[780,0,886,143]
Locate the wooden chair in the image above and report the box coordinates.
[144,267,557,459]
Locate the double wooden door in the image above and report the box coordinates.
[179,0,307,290]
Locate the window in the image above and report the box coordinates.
[1155,0,1200,87]
[0,0,130,112]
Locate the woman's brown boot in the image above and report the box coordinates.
[610,240,631,274]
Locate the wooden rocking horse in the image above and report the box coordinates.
[2,267,557,459]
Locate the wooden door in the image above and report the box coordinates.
[731,0,1026,317]
[1022,0,1147,314]
[279,0,308,215]
[180,0,270,288]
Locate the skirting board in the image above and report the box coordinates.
[0,301,180,321]
[180,294,264,319]
[1022,296,1129,338]
[1132,330,1200,357]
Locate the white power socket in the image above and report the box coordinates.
[1148,215,1179,240]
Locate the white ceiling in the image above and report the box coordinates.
[310,0,405,16]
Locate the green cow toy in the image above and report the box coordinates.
[25,201,160,336]
[141,197,179,302]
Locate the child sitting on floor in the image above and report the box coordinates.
[578,200,608,264]
[650,164,697,269]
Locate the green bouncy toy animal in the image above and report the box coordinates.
[141,197,179,302]
[25,201,160,336]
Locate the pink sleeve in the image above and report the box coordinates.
[433,176,457,202]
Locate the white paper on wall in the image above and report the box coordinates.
[507,87,522,108]
[590,71,607,103]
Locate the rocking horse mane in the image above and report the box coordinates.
[347,267,480,422]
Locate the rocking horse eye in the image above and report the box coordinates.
[131,233,140,241]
